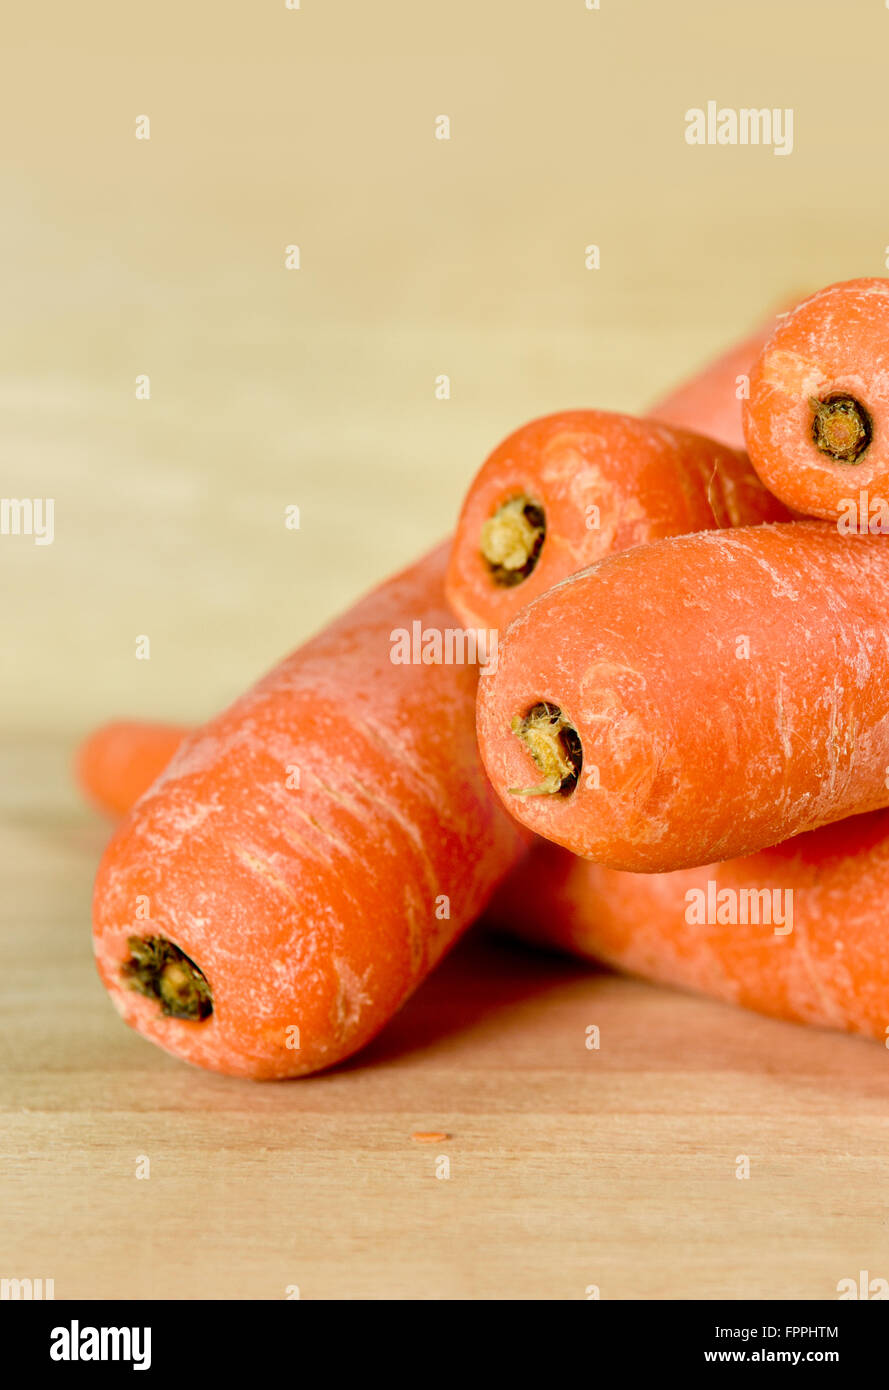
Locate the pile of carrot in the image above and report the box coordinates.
[78,277,889,1078]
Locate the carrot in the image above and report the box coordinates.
[79,318,796,812]
[76,721,189,819]
[490,811,889,1042]
[92,544,527,1079]
[744,278,889,521]
[476,522,889,873]
[84,716,889,1040]
[648,311,785,450]
[445,411,787,630]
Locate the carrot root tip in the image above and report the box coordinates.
[810,394,872,464]
[122,935,213,1021]
[508,702,582,797]
[480,496,545,587]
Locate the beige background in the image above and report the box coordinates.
[3,0,889,1299]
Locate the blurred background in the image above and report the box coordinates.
[5,0,889,730]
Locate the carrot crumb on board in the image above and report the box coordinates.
[411,1131,450,1143]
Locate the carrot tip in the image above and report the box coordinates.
[810,394,872,465]
[480,496,545,587]
[509,702,582,797]
[122,935,213,1021]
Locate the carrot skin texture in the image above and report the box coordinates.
[76,721,190,819]
[92,545,528,1080]
[87,718,889,1042]
[744,278,889,520]
[491,812,889,1041]
[477,522,889,873]
[445,411,788,630]
[82,707,889,1038]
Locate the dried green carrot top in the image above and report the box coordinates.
[122,935,213,1020]
[481,496,545,586]
[509,701,582,797]
[810,394,872,464]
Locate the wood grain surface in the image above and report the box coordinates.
[4,0,889,1301]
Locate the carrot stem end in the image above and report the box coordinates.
[508,701,582,797]
[810,394,872,464]
[481,497,546,587]
[122,935,213,1021]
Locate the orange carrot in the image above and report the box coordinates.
[76,721,189,819]
[744,278,889,521]
[476,522,889,873]
[490,812,889,1041]
[78,320,795,819]
[445,411,787,630]
[92,545,527,1080]
[82,717,889,1040]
